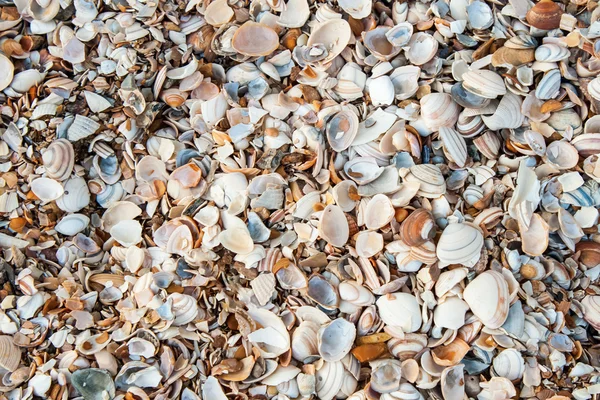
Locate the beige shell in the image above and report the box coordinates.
[327,109,359,152]
[387,333,427,360]
[319,205,349,247]
[404,164,447,198]
[307,19,352,65]
[400,209,436,247]
[232,22,279,57]
[581,296,600,330]
[376,292,422,333]
[0,54,14,92]
[439,126,468,167]
[462,70,507,99]
[0,336,21,372]
[436,223,483,268]
[317,318,356,362]
[420,93,461,132]
[545,140,579,169]
[363,27,402,61]
[292,321,320,362]
[492,349,525,381]
[204,0,234,27]
[355,231,384,258]
[42,139,75,181]
[365,194,395,230]
[316,361,346,400]
[463,270,509,329]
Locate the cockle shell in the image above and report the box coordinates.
[400,209,436,247]
[462,70,506,99]
[581,296,600,331]
[526,0,563,30]
[327,110,359,152]
[319,205,349,247]
[439,126,468,167]
[404,164,446,199]
[420,93,461,132]
[318,318,356,362]
[376,292,422,333]
[463,271,509,329]
[232,22,279,57]
[436,223,483,268]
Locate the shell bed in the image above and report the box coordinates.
[1,0,600,399]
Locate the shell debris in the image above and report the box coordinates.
[1,0,600,398]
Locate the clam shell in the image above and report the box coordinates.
[204,0,234,27]
[365,194,395,230]
[67,115,101,142]
[316,361,345,400]
[307,19,352,64]
[535,44,570,62]
[0,336,21,372]
[386,22,413,47]
[344,157,384,185]
[400,209,435,247]
[368,75,395,106]
[318,318,356,362]
[42,139,74,181]
[404,164,446,199]
[474,131,501,159]
[319,205,349,247]
[463,270,509,329]
[462,70,506,99]
[31,177,64,202]
[420,93,461,132]
[376,292,422,333]
[545,140,579,169]
[482,92,525,130]
[467,1,493,29]
[526,0,563,30]
[72,369,116,400]
[356,231,384,258]
[439,127,468,167]
[535,69,561,100]
[587,77,600,102]
[55,214,90,236]
[278,0,310,27]
[363,27,401,61]
[327,110,359,152]
[387,334,427,360]
[338,0,371,19]
[451,82,491,109]
[0,54,14,92]
[434,297,469,330]
[581,296,600,331]
[333,180,359,212]
[292,321,319,362]
[492,349,525,381]
[390,66,420,101]
[406,32,438,65]
[232,22,279,57]
[436,223,483,268]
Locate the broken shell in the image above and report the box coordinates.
[344,157,384,185]
[363,27,402,61]
[376,292,422,333]
[31,177,64,202]
[71,369,116,400]
[278,0,310,28]
[386,22,413,47]
[545,140,579,169]
[356,231,384,258]
[406,32,438,66]
[307,19,352,65]
[492,349,525,380]
[581,296,600,331]
[370,359,402,393]
[463,271,509,329]
[451,83,491,109]
[319,205,349,247]
[404,164,447,199]
[0,336,21,372]
[232,22,279,57]
[42,139,75,181]
[338,0,372,19]
[434,297,469,330]
[318,318,357,362]
[441,364,465,400]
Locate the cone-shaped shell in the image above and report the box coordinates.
[232,22,279,57]
[463,271,509,329]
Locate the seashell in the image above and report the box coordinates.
[535,69,561,100]
[72,369,116,400]
[376,292,422,333]
[491,47,535,67]
[365,194,395,230]
[406,32,438,66]
[440,365,465,400]
[0,54,14,92]
[451,83,491,109]
[0,336,21,372]
[29,0,60,22]
[307,275,340,309]
[519,213,549,257]
[318,318,357,362]
[545,140,579,169]
[390,66,420,101]
[42,139,74,181]
[526,0,563,30]
[467,1,493,29]
[535,44,569,62]
[558,207,583,239]
[111,220,142,247]
[338,0,371,19]
[436,223,483,268]
[316,361,345,400]
[505,35,538,50]
[219,224,254,255]
[581,296,600,330]
[387,334,427,360]
[31,177,64,202]
[482,92,525,131]
[55,214,90,236]
[575,241,600,268]
[232,22,279,57]
[462,70,506,99]
[292,321,319,362]
[345,157,384,185]
[463,271,509,329]
[400,209,435,247]
[307,19,352,65]
[588,77,600,102]
[386,23,413,47]
[319,205,349,247]
[368,76,395,106]
[204,0,234,27]
[363,27,401,61]
[168,293,198,326]
[492,349,525,381]
[355,231,384,258]
[333,181,359,212]
[439,126,468,167]
[435,268,468,298]
[278,0,310,28]
[370,359,402,394]
[339,281,375,311]
[404,164,446,199]
[420,93,461,132]
[433,297,469,330]
[431,337,471,366]
[474,131,501,159]
[327,109,359,152]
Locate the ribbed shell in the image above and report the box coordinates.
[462,70,506,99]
[0,336,21,372]
[439,127,468,167]
[404,164,446,198]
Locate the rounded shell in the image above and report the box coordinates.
[307,19,352,64]
[526,0,563,30]
[232,22,279,57]
[436,223,483,268]
[404,164,447,199]
[0,54,14,92]
[327,110,359,152]
[462,70,506,99]
[376,292,422,333]
[319,205,349,247]
[420,93,461,132]
[317,318,356,362]
[42,139,75,181]
[406,32,438,65]
[463,271,510,329]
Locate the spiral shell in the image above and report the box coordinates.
[168,293,199,326]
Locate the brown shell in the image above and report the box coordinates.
[400,209,436,247]
[576,241,600,268]
[0,336,21,372]
[526,0,563,30]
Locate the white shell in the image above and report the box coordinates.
[433,297,469,330]
[55,214,90,236]
[376,292,422,333]
[31,177,64,202]
[462,70,506,99]
[463,270,509,329]
[436,223,483,268]
[404,164,447,198]
[355,231,384,257]
[492,349,525,381]
[319,205,349,247]
[338,0,371,18]
[439,127,468,167]
[420,93,461,132]
[365,194,395,230]
[317,318,356,362]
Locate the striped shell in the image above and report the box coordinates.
[404,164,446,198]
[42,139,75,181]
[439,127,468,167]
[436,223,483,267]
[462,70,507,99]
[420,93,461,132]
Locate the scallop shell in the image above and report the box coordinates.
[232,22,279,57]
[376,292,422,333]
[327,110,359,152]
[404,164,446,199]
[406,32,438,66]
[420,93,461,132]
[365,194,395,230]
[42,139,75,181]
[319,205,349,247]
[318,318,357,362]
[307,19,352,65]
[436,223,483,268]
[463,270,509,329]
[526,0,563,30]
[439,127,468,167]
[462,70,506,99]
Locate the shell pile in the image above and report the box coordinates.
[2,0,600,398]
